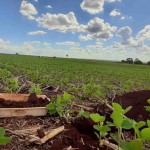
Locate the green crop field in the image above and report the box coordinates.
[0,53,150,99]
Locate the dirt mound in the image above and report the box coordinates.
[114,90,150,121]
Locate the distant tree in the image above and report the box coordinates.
[121,60,126,63]
[126,58,133,64]
[16,53,19,55]
[66,54,68,58]
[53,56,56,58]
[147,61,150,65]
[134,58,143,64]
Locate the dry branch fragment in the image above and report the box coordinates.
[54,86,60,92]
[74,104,94,111]
[101,139,123,150]
[32,126,65,145]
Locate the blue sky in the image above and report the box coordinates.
[0,0,150,61]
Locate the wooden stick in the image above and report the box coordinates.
[73,104,93,111]
[54,86,60,92]
[101,140,123,150]
[33,126,65,145]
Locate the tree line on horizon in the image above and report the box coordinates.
[121,58,150,65]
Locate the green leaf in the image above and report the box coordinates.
[136,121,146,129]
[141,128,150,140]
[112,102,122,113]
[0,137,12,145]
[121,118,133,129]
[60,100,68,106]
[93,125,110,132]
[120,140,143,150]
[147,120,150,128]
[90,113,105,123]
[0,127,5,137]
[123,106,132,115]
[147,99,150,104]
[46,103,55,110]
[145,106,150,112]
[111,110,123,127]
[129,140,143,150]
[120,141,130,150]
[63,92,73,101]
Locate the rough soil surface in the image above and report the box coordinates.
[113,90,150,121]
[0,93,50,108]
[0,90,150,149]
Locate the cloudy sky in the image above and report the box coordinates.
[0,0,150,61]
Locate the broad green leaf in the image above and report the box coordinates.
[145,106,150,112]
[120,141,130,150]
[90,113,105,123]
[0,127,5,137]
[120,140,143,150]
[111,110,123,127]
[123,106,132,115]
[121,118,133,129]
[129,139,143,150]
[147,120,150,128]
[136,121,146,129]
[0,137,12,145]
[112,102,122,113]
[60,100,68,106]
[141,128,150,140]
[93,125,110,132]
[63,92,73,101]
[147,99,150,104]
[46,103,55,110]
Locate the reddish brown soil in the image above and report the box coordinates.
[0,93,49,108]
[113,90,150,121]
[0,90,150,149]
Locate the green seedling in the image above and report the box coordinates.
[46,92,74,118]
[4,78,19,93]
[90,113,111,146]
[0,127,12,145]
[110,102,133,148]
[77,108,90,118]
[145,99,150,112]
[29,84,42,95]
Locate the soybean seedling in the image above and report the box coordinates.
[90,113,111,146]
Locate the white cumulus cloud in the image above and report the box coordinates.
[80,0,104,14]
[110,9,121,16]
[20,0,38,20]
[27,30,47,35]
[117,26,132,45]
[36,12,85,32]
[79,17,117,41]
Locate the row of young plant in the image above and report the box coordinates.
[0,54,149,94]
[0,92,150,149]
[0,68,145,101]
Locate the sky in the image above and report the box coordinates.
[0,0,150,62]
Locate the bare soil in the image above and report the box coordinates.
[0,90,150,150]
[114,90,150,121]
